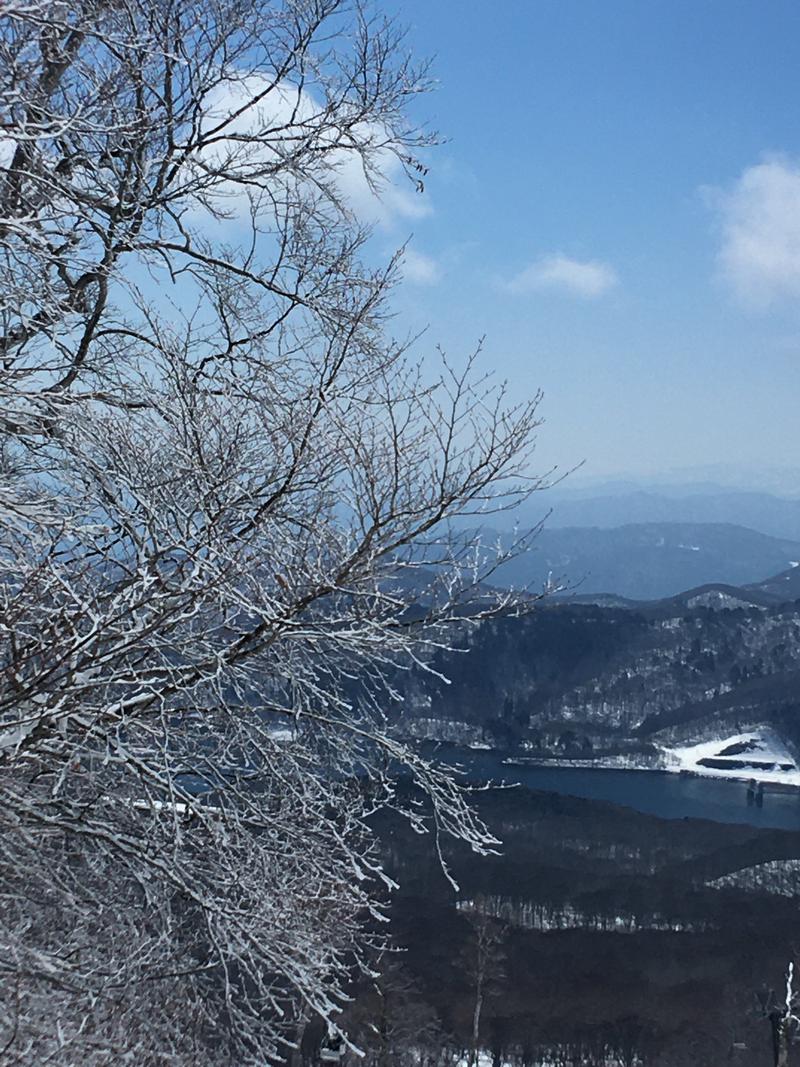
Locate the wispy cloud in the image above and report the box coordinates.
[708,155,800,308]
[505,254,618,298]
[401,247,441,285]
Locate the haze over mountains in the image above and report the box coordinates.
[539,487,800,541]
[473,469,800,600]
[485,522,800,601]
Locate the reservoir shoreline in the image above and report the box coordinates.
[424,742,800,831]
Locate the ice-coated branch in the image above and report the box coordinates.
[0,2,549,1063]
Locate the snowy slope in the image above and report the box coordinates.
[661,728,800,786]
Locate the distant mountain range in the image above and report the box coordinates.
[397,474,800,760]
[483,522,800,601]
[546,464,800,499]
[518,488,800,541]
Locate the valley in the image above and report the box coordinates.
[324,783,800,1066]
[395,558,800,800]
[326,531,800,1064]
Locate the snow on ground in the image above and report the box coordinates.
[707,859,800,897]
[660,727,800,786]
[685,589,759,610]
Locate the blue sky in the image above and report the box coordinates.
[370,1,800,483]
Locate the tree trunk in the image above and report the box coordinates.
[468,982,483,1067]
[771,1010,791,1067]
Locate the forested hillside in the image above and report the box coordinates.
[397,577,800,759]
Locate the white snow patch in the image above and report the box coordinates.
[686,589,758,610]
[266,725,295,742]
[132,799,189,815]
[660,728,800,786]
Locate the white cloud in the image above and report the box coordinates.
[401,247,441,285]
[710,155,800,308]
[505,254,618,298]
[190,75,431,230]
[333,139,432,228]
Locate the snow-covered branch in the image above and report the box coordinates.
[0,2,548,1062]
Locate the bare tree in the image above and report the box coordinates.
[339,957,448,1067]
[461,898,507,1067]
[0,2,547,1063]
[758,963,800,1067]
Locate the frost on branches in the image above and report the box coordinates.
[0,2,545,1063]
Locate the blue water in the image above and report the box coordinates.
[427,745,800,831]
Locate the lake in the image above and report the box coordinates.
[425,744,800,830]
